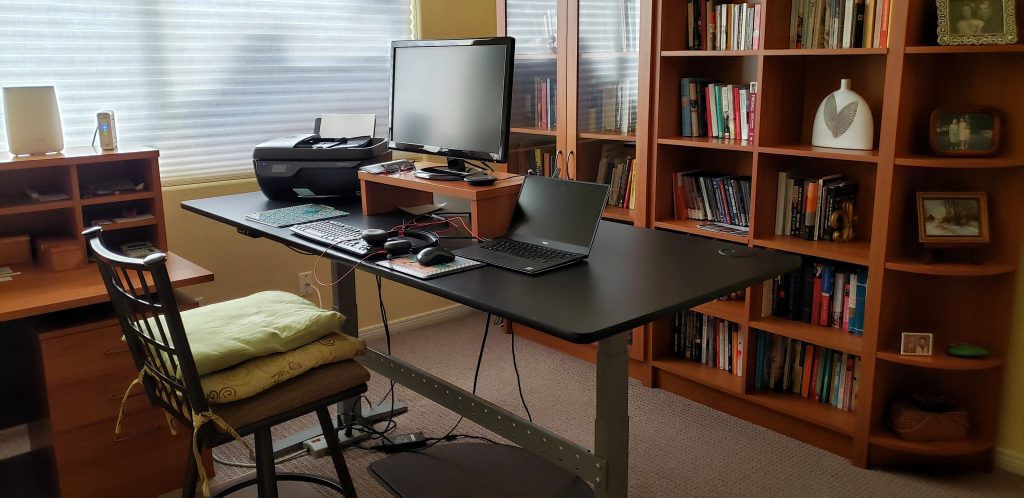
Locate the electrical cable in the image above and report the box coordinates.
[285,244,317,256]
[212,448,308,468]
[376,276,399,438]
[507,322,533,422]
[308,283,323,309]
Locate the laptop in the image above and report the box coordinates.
[455,176,610,274]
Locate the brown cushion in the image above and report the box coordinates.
[213,360,369,432]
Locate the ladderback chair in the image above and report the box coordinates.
[85,226,368,498]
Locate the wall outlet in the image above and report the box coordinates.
[298,272,314,296]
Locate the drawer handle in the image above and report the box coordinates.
[113,424,160,442]
[103,346,130,355]
[108,390,145,400]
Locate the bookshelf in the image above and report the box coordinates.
[645,0,1023,470]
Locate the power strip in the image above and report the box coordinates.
[302,435,330,458]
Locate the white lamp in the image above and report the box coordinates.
[3,86,65,155]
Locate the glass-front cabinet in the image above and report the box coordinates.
[499,0,649,225]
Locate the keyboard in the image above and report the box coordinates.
[290,220,375,256]
[478,238,575,264]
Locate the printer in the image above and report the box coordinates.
[253,115,391,200]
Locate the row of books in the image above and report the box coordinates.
[672,171,752,227]
[582,80,637,135]
[686,1,763,51]
[680,79,757,142]
[774,171,859,241]
[508,141,561,178]
[790,0,892,49]
[760,260,867,335]
[753,331,861,412]
[596,143,638,209]
[516,76,557,130]
[672,311,743,376]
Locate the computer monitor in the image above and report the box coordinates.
[388,37,514,173]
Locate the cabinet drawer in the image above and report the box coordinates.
[52,412,190,498]
[39,323,135,386]
[47,370,157,434]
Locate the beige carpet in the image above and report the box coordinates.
[211,311,1024,497]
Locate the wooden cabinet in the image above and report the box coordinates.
[645,0,1023,471]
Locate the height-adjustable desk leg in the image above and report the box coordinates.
[595,333,629,498]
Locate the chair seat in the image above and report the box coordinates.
[213,360,370,435]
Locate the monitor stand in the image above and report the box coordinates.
[414,157,475,181]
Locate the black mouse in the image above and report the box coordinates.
[465,174,497,186]
[416,247,455,266]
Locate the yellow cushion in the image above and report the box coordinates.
[200,332,366,404]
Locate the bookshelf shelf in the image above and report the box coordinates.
[515,53,558,60]
[876,350,1003,371]
[0,199,74,216]
[650,358,744,394]
[652,218,749,244]
[868,433,994,457]
[89,218,159,232]
[657,136,753,151]
[752,236,870,266]
[660,50,759,57]
[743,391,856,436]
[579,131,637,142]
[691,299,746,324]
[602,205,635,222]
[893,155,1024,169]
[80,191,155,206]
[757,145,881,163]
[751,317,863,355]
[762,48,888,56]
[510,126,558,137]
[883,259,1016,277]
[905,45,1024,54]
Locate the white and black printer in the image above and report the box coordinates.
[253,114,391,200]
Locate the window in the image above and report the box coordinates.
[0,1,412,185]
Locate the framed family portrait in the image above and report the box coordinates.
[917,192,990,245]
[900,332,934,356]
[929,107,1000,156]
[936,0,1019,45]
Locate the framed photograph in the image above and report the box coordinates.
[937,0,1018,45]
[929,107,1000,156]
[917,192,990,245]
[901,332,935,356]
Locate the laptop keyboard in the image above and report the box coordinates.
[479,238,575,263]
[290,220,375,256]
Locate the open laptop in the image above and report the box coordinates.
[455,175,610,274]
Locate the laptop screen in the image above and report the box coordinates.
[507,176,610,252]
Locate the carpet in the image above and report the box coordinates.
[210,311,1024,497]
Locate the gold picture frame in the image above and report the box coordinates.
[937,0,1019,45]
[900,332,935,356]
[916,192,990,246]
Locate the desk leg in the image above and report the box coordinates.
[595,333,629,498]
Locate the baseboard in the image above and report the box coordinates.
[996,446,1024,476]
[357,304,473,341]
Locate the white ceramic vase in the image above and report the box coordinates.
[811,79,873,151]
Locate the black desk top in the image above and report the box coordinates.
[182,192,800,343]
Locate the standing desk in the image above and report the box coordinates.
[182,191,799,498]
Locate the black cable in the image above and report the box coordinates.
[285,244,317,256]
[508,322,533,422]
[376,276,398,435]
[469,160,493,172]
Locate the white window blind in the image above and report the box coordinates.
[0,1,412,185]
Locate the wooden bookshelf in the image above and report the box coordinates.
[644,0,1024,472]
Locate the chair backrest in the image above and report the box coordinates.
[84,227,209,423]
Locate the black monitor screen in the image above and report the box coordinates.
[389,38,513,162]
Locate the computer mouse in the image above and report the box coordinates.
[465,174,497,186]
[417,247,455,266]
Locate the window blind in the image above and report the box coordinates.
[0,1,412,185]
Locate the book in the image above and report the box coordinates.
[375,255,483,280]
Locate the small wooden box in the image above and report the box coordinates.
[888,399,970,441]
[0,234,32,266]
[34,236,87,272]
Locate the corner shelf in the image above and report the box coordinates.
[752,236,870,266]
[876,350,1003,371]
[602,205,635,222]
[905,45,1024,55]
[652,218,749,244]
[657,136,754,151]
[884,258,1016,277]
[869,432,994,457]
[0,199,74,216]
[894,155,1024,169]
[692,299,746,324]
[758,145,880,163]
[750,316,864,355]
[650,358,744,394]
[743,391,856,436]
